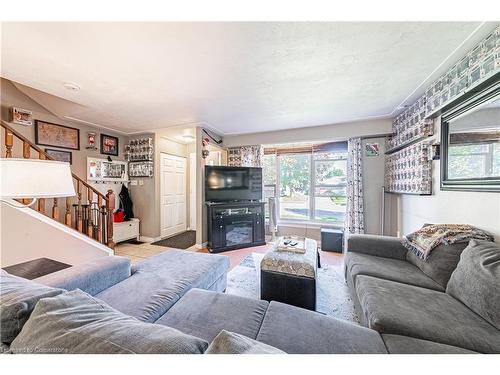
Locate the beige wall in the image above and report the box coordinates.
[362,137,387,235]
[1,78,129,210]
[223,118,392,147]
[129,134,189,240]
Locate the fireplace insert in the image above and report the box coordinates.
[206,201,266,253]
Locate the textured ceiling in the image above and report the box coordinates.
[1,22,495,135]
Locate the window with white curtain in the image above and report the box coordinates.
[263,142,347,225]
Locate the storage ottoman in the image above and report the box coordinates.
[260,238,318,310]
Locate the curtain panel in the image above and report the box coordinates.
[344,138,365,234]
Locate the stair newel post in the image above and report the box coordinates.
[22,141,31,205]
[97,196,103,243]
[5,129,13,158]
[76,181,83,232]
[87,188,94,237]
[65,196,72,226]
[37,153,46,214]
[105,190,115,249]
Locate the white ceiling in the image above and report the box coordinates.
[1,22,496,135]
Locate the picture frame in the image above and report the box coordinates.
[100,134,119,156]
[365,143,380,157]
[11,107,33,126]
[45,148,73,165]
[35,120,80,150]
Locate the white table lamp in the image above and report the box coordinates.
[0,158,76,208]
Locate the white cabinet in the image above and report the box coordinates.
[113,218,140,243]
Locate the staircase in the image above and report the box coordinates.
[1,120,115,249]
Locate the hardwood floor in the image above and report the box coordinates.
[115,240,344,270]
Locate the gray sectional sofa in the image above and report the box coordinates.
[2,236,499,354]
[345,235,500,354]
[1,249,385,354]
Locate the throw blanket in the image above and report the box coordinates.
[403,224,494,260]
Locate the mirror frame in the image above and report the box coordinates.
[441,78,500,192]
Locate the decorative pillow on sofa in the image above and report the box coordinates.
[205,330,285,354]
[10,289,208,354]
[406,241,469,288]
[446,240,500,330]
[0,269,64,344]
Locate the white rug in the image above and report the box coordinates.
[225,253,359,323]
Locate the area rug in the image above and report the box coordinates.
[151,230,196,249]
[225,253,359,323]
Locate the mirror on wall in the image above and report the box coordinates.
[441,87,500,192]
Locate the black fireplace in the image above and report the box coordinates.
[206,201,266,253]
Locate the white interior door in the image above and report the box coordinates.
[189,152,197,230]
[160,153,187,238]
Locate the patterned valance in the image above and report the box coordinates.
[227,145,263,167]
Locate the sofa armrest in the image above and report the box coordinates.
[34,256,131,296]
[346,234,407,260]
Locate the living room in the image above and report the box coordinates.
[1,1,500,372]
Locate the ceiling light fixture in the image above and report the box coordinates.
[63,82,81,92]
[182,134,195,142]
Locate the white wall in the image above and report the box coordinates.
[0,202,111,267]
[223,118,392,147]
[398,117,500,241]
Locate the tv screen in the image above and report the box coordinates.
[205,166,262,202]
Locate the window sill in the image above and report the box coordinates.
[265,218,344,229]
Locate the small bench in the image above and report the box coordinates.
[260,238,318,310]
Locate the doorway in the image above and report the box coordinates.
[160,153,187,238]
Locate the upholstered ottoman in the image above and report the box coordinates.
[260,238,318,310]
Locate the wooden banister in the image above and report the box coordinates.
[1,120,113,249]
[1,120,107,202]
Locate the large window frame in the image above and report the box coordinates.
[263,144,347,226]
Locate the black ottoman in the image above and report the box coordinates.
[260,238,318,310]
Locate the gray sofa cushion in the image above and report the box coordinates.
[96,250,229,322]
[347,234,407,260]
[381,334,476,354]
[34,256,131,296]
[10,290,208,354]
[446,240,500,330]
[256,301,387,354]
[355,275,500,353]
[346,252,444,291]
[406,241,469,288]
[0,270,64,344]
[205,330,285,354]
[156,289,269,342]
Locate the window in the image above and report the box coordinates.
[313,153,347,223]
[263,142,348,224]
[279,154,310,220]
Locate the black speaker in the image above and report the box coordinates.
[320,228,344,252]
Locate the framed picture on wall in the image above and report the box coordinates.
[45,148,72,165]
[35,120,80,150]
[100,134,119,156]
[365,143,380,156]
[11,107,33,126]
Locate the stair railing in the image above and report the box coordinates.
[1,120,114,249]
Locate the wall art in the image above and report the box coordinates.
[35,120,80,150]
[45,148,72,165]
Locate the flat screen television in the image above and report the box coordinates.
[205,166,262,202]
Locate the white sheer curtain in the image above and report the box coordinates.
[344,138,365,234]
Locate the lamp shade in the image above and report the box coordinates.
[0,158,76,199]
